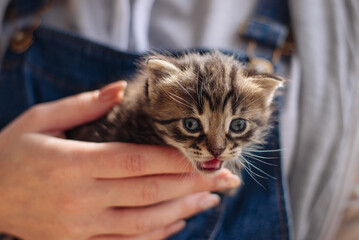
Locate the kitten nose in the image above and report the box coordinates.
[208,147,225,157]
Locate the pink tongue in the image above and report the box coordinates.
[201,158,220,169]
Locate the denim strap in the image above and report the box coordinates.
[5,0,52,19]
[241,0,290,48]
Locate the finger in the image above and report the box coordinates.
[89,220,185,240]
[94,169,240,206]
[85,143,195,178]
[22,81,127,132]
[97,192,220,235]
[34,135,194,177]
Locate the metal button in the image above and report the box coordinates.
[249,57,274,73]
[10,30,34,53]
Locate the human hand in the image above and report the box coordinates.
[0,81,241,240]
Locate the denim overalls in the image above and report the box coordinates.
[0,0,291,239]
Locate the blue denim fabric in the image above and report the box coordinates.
[6,0,52,18]
[242,16,289,48]
[0,26,290,240]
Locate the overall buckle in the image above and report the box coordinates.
[9,0,54,53]
[245,40,293,73]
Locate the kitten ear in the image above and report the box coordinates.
[247,72,286,105]
[146,57,181,84]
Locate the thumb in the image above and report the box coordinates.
[25,81,127,132]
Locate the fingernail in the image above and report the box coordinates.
[117,84,127,100]
[99,81,127,101]
[215,175,241,189]
[199,194,220,210]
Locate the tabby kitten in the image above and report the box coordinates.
[67,51,283,175]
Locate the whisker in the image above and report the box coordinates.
[235,88,257,111]
[170,150,190,182]
[242,153,278,166]
[234,93,268,116]
[242,94,267,110]
[168,92,193,107]
[240,157,269,179]
[243,159,276,180]
[242,151,278,160]
[167,92,192,108]
[175,156,191,182]
[241,162,268,180]
[240,107,267,114]
[173,78,197,104]
[246,148,283,153]
[167,94,192,109]
[236,157,266,189]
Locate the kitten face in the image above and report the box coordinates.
[145,52,283,174]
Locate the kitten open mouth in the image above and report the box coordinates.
[196,158,223,173]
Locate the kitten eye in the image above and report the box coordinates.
[183,118,201,133]
[230,118,246,133]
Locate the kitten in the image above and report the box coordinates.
[67,51,283,175]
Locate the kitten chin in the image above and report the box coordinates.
[67,51,284,177]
